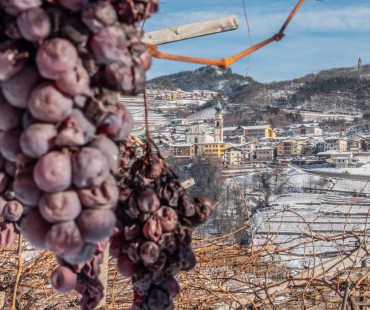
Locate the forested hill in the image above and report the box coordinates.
[148,64,370,113]
[147,66,258,97]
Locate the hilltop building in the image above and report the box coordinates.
[358,57,363,70]
[214,101,224,142]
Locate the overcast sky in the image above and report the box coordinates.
[143,0,370,83]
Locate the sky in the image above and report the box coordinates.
[143,0,370,83]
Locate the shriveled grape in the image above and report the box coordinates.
[45,220,84,257]
[20,209,52,249]
[51,266,78,294]
[39,190,81,223]
[2,66,41,109]
[20,123,57,158]
[36,38,78,80]
[28,83,73,123]
[17,7,51,42]
[76,209,116,243]
[33,151,72,193]
[72,147,109,188]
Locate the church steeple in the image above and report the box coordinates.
[358,57,363,70]
[214,101,224,142]
[215,101,223,114]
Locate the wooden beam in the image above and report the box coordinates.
[181,178,195,189]
[143,16,239,46]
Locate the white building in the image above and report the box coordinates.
[185,124,213,144]
[324,137,347,152]
[290,123,322,136]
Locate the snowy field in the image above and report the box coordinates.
[224,166,370,271]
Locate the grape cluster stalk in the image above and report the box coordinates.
[0,1,214,309]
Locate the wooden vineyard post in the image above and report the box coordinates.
[143,16,239,46]
[97,247,110,309]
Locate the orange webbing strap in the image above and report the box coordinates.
[147,0,305,68]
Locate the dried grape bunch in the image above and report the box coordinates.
[113,152,214,309]
[0,153,24,248]
[0,0,158,308]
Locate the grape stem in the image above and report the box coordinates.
[147,0,305,68]
[143,89,152,156]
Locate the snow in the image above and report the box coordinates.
[308,164,370,176]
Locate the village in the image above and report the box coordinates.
[122,90,370,170]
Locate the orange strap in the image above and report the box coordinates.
[147,0,305,68]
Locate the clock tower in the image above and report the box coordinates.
[214,101,224,142]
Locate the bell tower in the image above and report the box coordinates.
[214,101,224,142]
[358,57,363,70]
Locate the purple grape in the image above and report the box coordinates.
[0,129,21,162]
[137,50,152,72]
[147,287,171,310]
[0,195,7,215]
[0,221,15,248]
[36,38,78,80]
[51,266,77,294]
[58,0,89,12]
[55,61,90,96]
[117,254,138,278]
[82,1,117,33]
[158,277,180,299]
[72,147,109,188]
[90,135,119,172]
[22,111,36,128]
[78,175,119,209]
[89,26,128,64]
[20,209,52,249]
[13,170,42,206]
[137,188,160,213]
[2,200,23,222]
[132,269,153,294]
[28,83,73,123]
[39,190,82,223]
[156,207,178,233]
[60,15,90,46]
[179,194,196,217]
[127,239,142,263]
[4,19,23,40]
[158,233,177,255]
[178,245,196,271]
[0,0,41,16]
[2,66,41,109]
[124,223,142,241]
[143,217,162,242]
[145,251,166,273]
[97,104,134,141]
[20,123,57,158]
[146,155,163,180]
[76,209,116,243]
[191,197,214,225]
[0,154,4,170]
[17,7,51,42]
[45,220,84,256]
[0,41,28,81]
[4,160,17,177]
[103,61,133,93]
[63,242,97,265]
[0,97,22,130]
[55,109,95,147]
[175,225,193,245]
[0,173,10,193]
[116,0,159,23]
[33,151,72,193]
